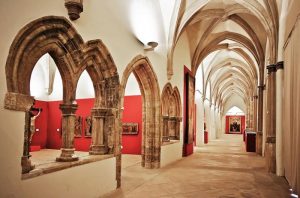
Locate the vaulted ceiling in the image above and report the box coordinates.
[168,0,279,113]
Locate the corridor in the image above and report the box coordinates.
[103,134,290,198]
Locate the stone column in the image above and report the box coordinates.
[56,104,79,162]
[162,115,170,142]
[276,61,284,176]
[265,64,276,173]
[253,95,258,131]
[89,108,109,155]
[256,84,265,155]
[21,111,35,173]
[249,98,254,129]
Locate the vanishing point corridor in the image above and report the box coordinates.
[103,135,290,198]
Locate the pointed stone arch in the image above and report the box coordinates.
[120,55,161,169]
[4,16,120,174]
[161,83,182,141]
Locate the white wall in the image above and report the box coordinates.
[195,91,205,146]
[160,142,182,167]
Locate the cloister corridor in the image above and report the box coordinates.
[103,134,290,198]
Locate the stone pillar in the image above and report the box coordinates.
[276,61,284,176]
[56,104,79,162]
[162,115,170,142]
[21,111,35,173]
[256,84,265,155]
[89,108,109,155]
[249,98,254,128]
[265,64,276,173]
[253,95,258,131]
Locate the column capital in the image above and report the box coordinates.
[253,95,258,99]
[267,64,277,74]
[258,84,266,90]
[59,103,78,114]
[276,61,284,70]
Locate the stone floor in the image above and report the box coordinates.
[102,134,291,198]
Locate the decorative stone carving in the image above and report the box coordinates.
[74,116,82,137]
[65,0,83,21]
[161,83,182,142]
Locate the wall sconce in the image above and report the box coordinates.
[144,41,158,51]
[65,0,83,21]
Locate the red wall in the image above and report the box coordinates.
[32,96,142,153]
[225,115,245,134]
[31,101,48,148]
[122,95,142,155]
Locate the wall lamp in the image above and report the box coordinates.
[144,41,158,51]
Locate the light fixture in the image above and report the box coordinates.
[144,41,158,51]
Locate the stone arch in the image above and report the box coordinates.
[161,83,182,141]
[4,16,120,174]
[5,16,84,108]
[120,55,161,169]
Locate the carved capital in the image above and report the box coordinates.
[253,95,258,99]
[276,61,284,70]
[59,103,78,115]
[4,92,34,111]
[266,136,276,144]
[258,85,266,90]
[266,64,277,74]
[65,0,83,21]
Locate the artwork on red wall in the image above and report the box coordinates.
[229,116,241,133]
[85,116,92,137]
[74,116,82,137]
[122,123,138,135]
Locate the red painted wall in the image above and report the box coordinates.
[32,96,142,153]
[31,101,48,148]
[225,115,245,134]
[122,95,142,155]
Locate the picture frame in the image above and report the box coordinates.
[229,116,241,133]
[122,122,139,135]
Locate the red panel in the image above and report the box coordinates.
[31,100,48,148]
[46,101,63,149]
[122,95,142,155]
[204,131,208,144]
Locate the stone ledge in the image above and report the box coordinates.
[22,154,114,180]
[161,140,180,146]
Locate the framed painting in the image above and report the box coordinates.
[122,123,138,135]
[186,73,195,144]
[229,116,241,133]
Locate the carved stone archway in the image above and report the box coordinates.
[161,83,182,141]
[120,55,161,169]
[4,16,120,175]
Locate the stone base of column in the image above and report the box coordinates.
[56,148,79,162]
[162,136,170,142]
[21,156,35,174]
[169,136,177,140]
[89,145,107,155]
[256,131,263,155]
[265,137,276,173]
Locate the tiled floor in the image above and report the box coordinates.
[102,134,291,198]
